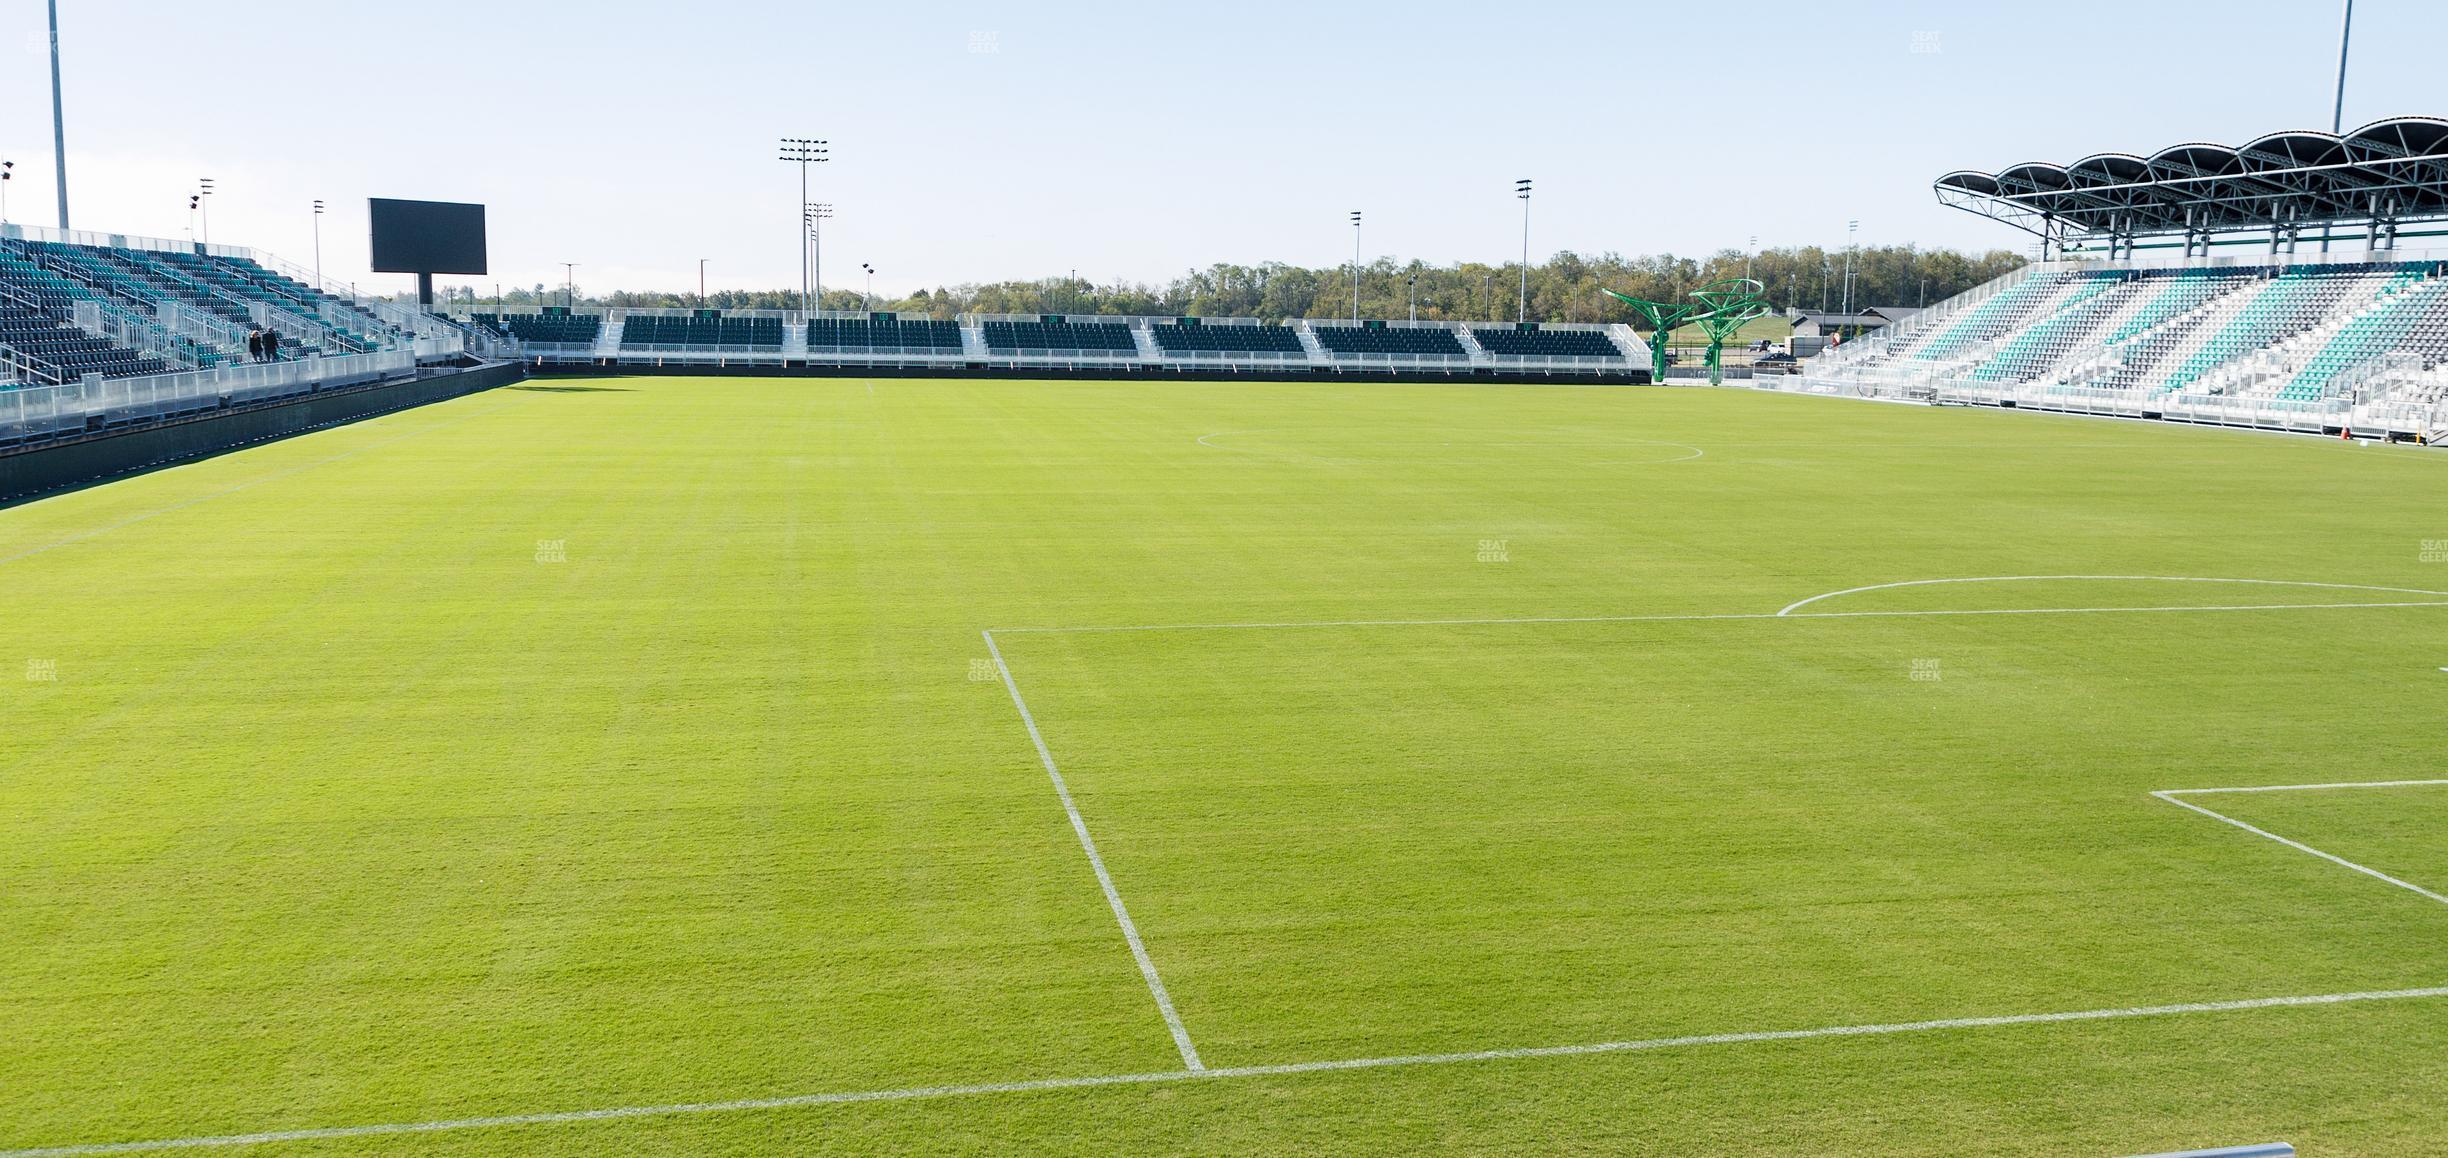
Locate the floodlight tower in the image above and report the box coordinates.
[1407,271,1418,322]
[777,137,829,312]
[195,178,215,245]
[2332,0,2353,132]
[861,262,875,311]
[1840,219,1858,316]
[1,160,12,225]
[1516,179,1533,322]
[560,262,577,311]
[311,200,324,290]
[1349,211,1363,323]
[47,0,68,228]
[807,203,833,311]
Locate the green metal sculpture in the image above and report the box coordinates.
[1687,279,1772,385]
[1601,278,1771,385]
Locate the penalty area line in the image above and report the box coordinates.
[2153,787,2448,909]
[980,629,1203,1072]
[988,598,2448,636]
[13,985,2448,1156]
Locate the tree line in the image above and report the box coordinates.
[439,245,2025,330]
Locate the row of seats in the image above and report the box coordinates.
[1966,272,2135,382]
[808,318,963,351]
[623,315,784,348]
[1904,271,2079,361]
[0,306,169,382]
[982,321,1137,353]
[1312,325,1467,357]
[3,238,378,367]
[1824,259,2448,407]
[1467,327,1621,358]
[472,312,602,345]
[1149,323,1304,354]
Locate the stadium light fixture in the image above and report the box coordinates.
[47,0,68,228]
[1349,211,1363,324]
[561,262,577,311]
[1,160,11,226]
[1516,179,1533,323]
[861,262,875,311]
[312,200,325,292]
[1746,235,1758,283]
[1407,270,1418,323]
[778,137,830,313]
[699,259,708,304]
[1840,220,1858,317]
[196,178,215,246]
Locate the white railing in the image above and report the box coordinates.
[0,347,419,445]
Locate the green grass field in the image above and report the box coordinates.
[5,377,2448,1155]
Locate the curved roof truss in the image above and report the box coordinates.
[1935,117,2448,243]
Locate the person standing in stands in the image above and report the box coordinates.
[261,328,280,362]
[246,329,263,362]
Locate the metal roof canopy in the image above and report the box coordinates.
[1935,116,2448,257]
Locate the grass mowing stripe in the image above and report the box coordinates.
[981,629,1203,1071]
[0,394,529,569]
[13,985,2447,1157]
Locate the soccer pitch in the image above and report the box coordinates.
[5,377,2448,1155]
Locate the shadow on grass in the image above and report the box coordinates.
[508,385,633,393]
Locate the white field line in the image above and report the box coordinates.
[980,629,1202,1071]
[2160,779,2448,796]
[13,986,2448,1157]
[0,395,530,570]
[1775,576,2448,618]
[990,599,2448,636]
[2153,788,2448,908]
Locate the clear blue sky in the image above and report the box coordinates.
[0,0,2438,299]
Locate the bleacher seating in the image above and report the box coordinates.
[981,320,1138,354]
[1311,325,1467,358]
[1902,270,2078,361]
[0,305,168,382]
[1811,258,2448,416]
[807,317,963,352]
[1468,326,1622,358]
[473,312,603,346]
[622,314,783,349]
[1149,322,1305,355]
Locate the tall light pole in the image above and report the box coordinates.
[1745,235,1758,283]
[47,0,69,229]
[1840,220,1858,316]
[2332,0,2354,132]
[1515,178,1533,323]
[312,200,324,291]
[807,203,832,311]
[861,262,875,311]
[1349,211,1362,323]
[196,178,214,245]
[777,137,829,313]
[1,160,12,225]
[1407,271,1418,322]
[560,263,577,311]
[698,259,709,304]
